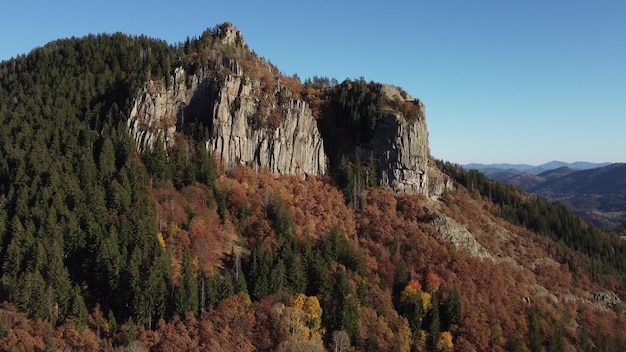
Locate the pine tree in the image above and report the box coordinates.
[144,135,168,184]
[528,306,544,352]
[248,245,271,301]
[195,145,217,188]
[426,292,441,351]
[441,287,462,330]
[219,271,235,300]
[202,271,221,310]
[393,258,409,305]
[286,254,307,294]
[97,137,117,183]
[175,249,199,317]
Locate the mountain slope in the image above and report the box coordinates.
[494,164,626,229]
[531,163,626,229]
[533,163,626,195]
[1,23,625,351]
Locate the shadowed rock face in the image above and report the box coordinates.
[365,110,430,195]
[348,90,452,198]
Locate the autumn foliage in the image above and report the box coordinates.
[1,164,626,350]
[2,26,626,352]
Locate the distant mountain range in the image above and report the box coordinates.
[465,162,626,229]
[464,160,612,177]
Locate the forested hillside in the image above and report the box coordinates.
[1,24,625,351]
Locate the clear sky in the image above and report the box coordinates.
[2,0,625,165]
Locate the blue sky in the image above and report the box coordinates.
[2,0,625,165]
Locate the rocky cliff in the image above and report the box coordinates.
[355,86,452,198]
[127,67,196,152]
[365,106,430,195]
[127,23,449,195]
[127,24,325,178]
[206,67,326,176]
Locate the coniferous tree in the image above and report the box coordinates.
[201,271,221,310]
[286,254,307,294]
[234,268,248,294]
[97,137,117,183]
[144,135,168,184]
[68,285,89,329]
[270,259,286,293]
[248,245,271,301]
[393,259,408,302]
[195,145,217,188]
[175,249,199,317]
[441,287,462,330]
[426,292,441,351]
[528,305,544,352]
[219,271,235,300]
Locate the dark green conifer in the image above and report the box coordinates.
[175,249,199,317]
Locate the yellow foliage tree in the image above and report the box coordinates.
[157,232,166,249]
[400,284,419,304]
[437,331,454,351]
[292,293,323,332]
[273,296,325,352]
[419,291,431,312]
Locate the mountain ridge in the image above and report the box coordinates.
[465,160,613,176]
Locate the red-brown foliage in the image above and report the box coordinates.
[9,163,622,350]
[280,75,302,100]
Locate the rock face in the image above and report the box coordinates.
[431,214,494,260]
[206,71,326,176]
[358,87,452,198]
[365,108,429,195]
[127,67,195,151]
[127,27,325,177]
[127,23,449,190]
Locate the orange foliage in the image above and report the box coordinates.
[300,85,331,119]
[280,75,302,99]
[151,182,228,276]
[0,302,106,351]
[260,71,276,95]
[408,278,422,291]
[229,168,355,244]
[426,272,441,292]
[81,158,626,350]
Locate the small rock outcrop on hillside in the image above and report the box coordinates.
[431,214,494,260]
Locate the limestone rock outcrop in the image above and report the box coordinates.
[365,108,429,195]
[127,25,325,178]
[206,72,326,176]
[127,23,450,190]
[357,87,452,198]
[431,214,494,260]
[128,67,200,152]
